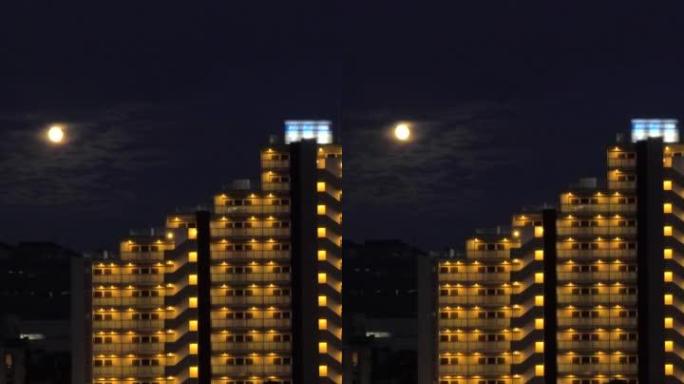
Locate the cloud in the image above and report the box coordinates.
[343,102,524,215]
[0,104,167,207]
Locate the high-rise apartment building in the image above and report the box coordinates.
[427,119,683,384]
[90,121,342,384]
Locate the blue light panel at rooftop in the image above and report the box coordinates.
[284,120,332,144]
[631,118,679,143]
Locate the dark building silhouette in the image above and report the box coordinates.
[0,242,88,384]
[342,240,427,384]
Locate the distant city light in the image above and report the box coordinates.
[46,125,65,144]
[284,120,332,144]
[394,123,411,141]
[631,119,679,143]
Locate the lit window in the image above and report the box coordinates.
[319,342,328,353]
[535,318,544,330]
[535,295,544,306]
[665,248,674,259]
[665,294,673,305]
[318,295,327,306]
[535,341,544,353]
[318,319,328,330]
[317,250,327,261]
[318,273,327,284]
[189,251,198,263]
[188,228,198,239]
[666,363,674,376]
[534,250,544,261]
[190,366,199,378]
[189,343,198,354]
[534,226,544,238]
[665,271,673,283]
[535,364,544,376]
[664,203,673,214]
[534,273,544,284]
[319,365,328,377]
[317,205,326,215]
[664,180,673,190]
[666,317,674,328]
[189,274,198,285]
[664,226,673,236]
[189,320,198,331]
[189,297,198,308]
[317,182,326,192]
[665,340,674,352]
[317,227,327,238]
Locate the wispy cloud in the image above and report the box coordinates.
[0,104,167,207]
[344,102,524,215]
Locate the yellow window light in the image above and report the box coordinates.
[317,250,327,261]
[189,297,198,308]
[189,274,198,285]
[189,343,198,355]
[664,180,673,190]
[665,294,673,305]
[318,318,328,330]
[317,227,327,238]
[664,203,673,214]
[189,366,199,378]
[319,365,328,377]
[534,250,544,261]
[535,295,544,306]
[318,295,327,306]
[665,340,674,352]
[665,226,673,236]
[665,271,673,283]
[666,363,674,376]
[666,317,674,328]
[317,182,326,192]
[534,226,544,238]
[665,248,674,259]
[319,342,328,354]
[189,320,198,331]
[535,341,544,353]
[188,228,198,239]
[534,272,544,284]
[318,273,327,284]
[188,251,198,263]
[317,205,326,215]
[535,364,544,376]
[535,318,544,330]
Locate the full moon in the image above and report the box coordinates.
[394,123,411,141]
[47,125,65,143]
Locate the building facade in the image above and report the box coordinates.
[429,119,684,384]
[90,121,342,384]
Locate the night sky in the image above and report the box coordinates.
[3,2,684,251]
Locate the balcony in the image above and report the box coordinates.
[557,317,636,327]
[212,365,292,376]
[92,297,164,307]
[92,343,164,354]
[557,294,637,306]
[211,227,290,238]
[211,318,291,329]
[557,272,637,283]
[557,340,637,352]
[211,296,291,306]
[92,320,164,331]
[210,272,290,284]
[439,295,510,306]
[210,250,289,262]
[92,274,164,285]
[214,205,290,215]
[92,366,164,377]
[438,318,510,329]
[557,363,637,375]
[213,341,291,353]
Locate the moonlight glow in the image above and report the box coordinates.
[47,125,65,144]
[394,123,411,141]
